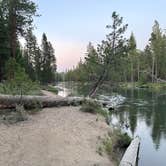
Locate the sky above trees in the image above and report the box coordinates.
[33,0,166,71]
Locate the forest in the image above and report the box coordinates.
[64,17,166,86]
[1,0,166,94]
[0,0,56,90]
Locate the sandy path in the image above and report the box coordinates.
[0,107,114,166]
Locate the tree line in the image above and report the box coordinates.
[64,13,166,87]
[0,0,56,85]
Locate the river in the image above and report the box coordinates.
[56,82,166,166]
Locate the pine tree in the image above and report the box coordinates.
[149,21,164,82]
[128,32,137,83]
[1,0,38,58]
[84,42,101,81]
[34,47,42,82]
[0,4,10,81]
[41,33,56,84]
[88,12,128,97]
[24,29,39,80]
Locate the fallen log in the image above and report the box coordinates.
[0,94,121,110]
[0,95,84,109]
[119,136,140,166]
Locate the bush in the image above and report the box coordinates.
[2,105,28,124]
[98,130,131,163]
[80,99,108,117]
[41,85,58,94]
[0,58,41,96]
[25,99,42,112]
[115,132,132,148]
[103,137,113,155]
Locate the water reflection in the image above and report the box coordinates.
[110,88,166,166]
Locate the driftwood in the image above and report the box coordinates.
[119,136,140,166]
[0,95,84,109]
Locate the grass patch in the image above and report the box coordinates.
[0,82,42,96]
[142,82,166,91]
[41,85,58,94]
[80,99,108,117]
[97,129,131,164]
[120,82,166,92]
[0,105,28,124]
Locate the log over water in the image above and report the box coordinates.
[119,136,140,166]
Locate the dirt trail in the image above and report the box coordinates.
[0,107,114,166]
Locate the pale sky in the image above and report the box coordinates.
[33,0,166,72]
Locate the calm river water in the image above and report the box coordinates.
[57,82,166,166]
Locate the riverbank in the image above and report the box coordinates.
[0,106,115,166]
[120,82,166,91]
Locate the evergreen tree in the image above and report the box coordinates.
[34,47,42,82]
[88,12,128,96]
[41,33,56,84]
[147,20,166,82]
[0,4,10,81]
[128,32,137,83]
[1,0,38,58]
[24,29,39,80]
[84,42,102,81]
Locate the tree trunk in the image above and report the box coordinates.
[155,59,158,82]
[0,95,84,109]
[88,69,107,97]
[152,54,155,83]
[131,58,134,83]
[9,0,17,58]
[137,58,140,82]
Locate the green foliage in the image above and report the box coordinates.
[25,100,42,111]
[40,33,56,84]
[96,146,104,156]
[64,17,166,87]
[1,105,28,124]
[1,0,38,37]
[114,132,132,148]
[0,0,57,85]
[0,4,10,81]
[80,99,108,117]
[24,29,41,81]
[0,58,41,95]
[42,85,58,94]
[98,130,131,163]
[103,137,113,155]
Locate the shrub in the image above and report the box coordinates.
[99,130,131,163]
[103,137,113,155]
[25,99,42,112]
[115,132,132,148]
[80,99,108,117]
[2,105,28,124]
[0,58,41,96]
[41,85,58,94]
